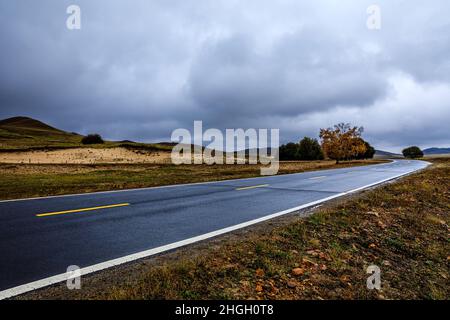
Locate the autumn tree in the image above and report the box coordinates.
[319,123,367,163]
[355,139,376,159]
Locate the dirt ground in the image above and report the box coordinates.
[0,147,254,165]
[0,147,173,164]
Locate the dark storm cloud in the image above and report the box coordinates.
[0,0,449,151]
[189,28,387,120]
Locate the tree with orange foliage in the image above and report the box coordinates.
[319,123,367,163]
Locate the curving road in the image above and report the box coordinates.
[0,160,429,298]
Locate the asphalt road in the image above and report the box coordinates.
[0,160,429,297]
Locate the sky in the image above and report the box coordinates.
[0,1,449,152]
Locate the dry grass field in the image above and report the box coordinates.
[0,159,385,200]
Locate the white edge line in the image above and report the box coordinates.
[309,175,327,180]
[0,160,403,203]
[0,162,430,300]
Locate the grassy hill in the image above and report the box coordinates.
[0,116,65,132]
[0,116,172,151]
[0,116,83,150]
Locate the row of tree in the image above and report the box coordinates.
[280,123,375,163]
[279,137,324,160]
[84,125,423,160]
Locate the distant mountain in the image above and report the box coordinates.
[245,147,276,154]
[374,149,403,159]
[423,147,450,155]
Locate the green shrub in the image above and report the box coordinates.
[81,133,104,145]
[298,137,324,160]
[279,142,300,160]
[402,146,423,159]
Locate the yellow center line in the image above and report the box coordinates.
[236,184,269,191]
[309,176,327,180]
[36,203,130,217]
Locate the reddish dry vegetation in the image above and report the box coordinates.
[20,159,449,300]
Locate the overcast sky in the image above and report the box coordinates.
[0,1,449,152]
